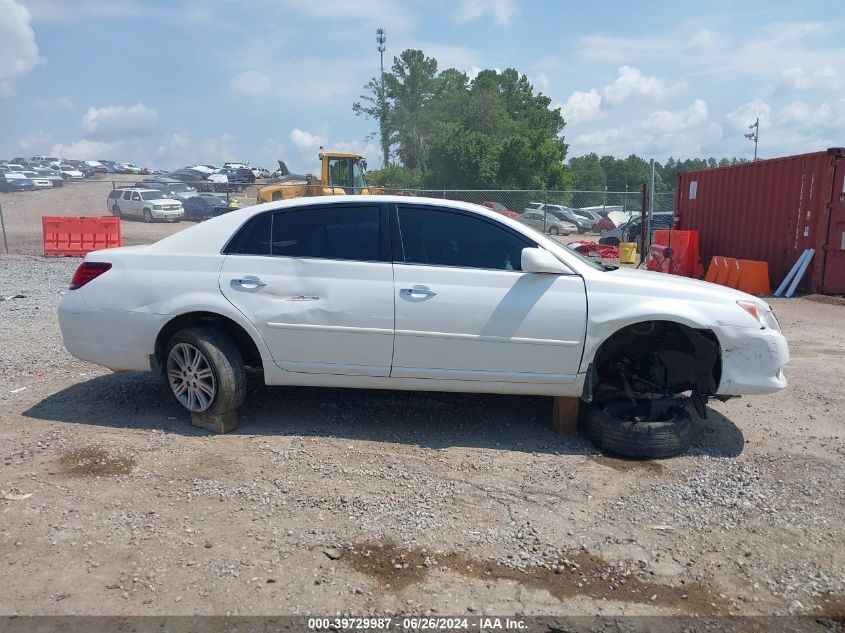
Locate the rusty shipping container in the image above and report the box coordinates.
[675,147,845,294]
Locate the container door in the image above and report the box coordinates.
[823,158,845,293]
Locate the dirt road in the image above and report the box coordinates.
[0,256,843,622]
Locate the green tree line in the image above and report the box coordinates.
[354,48,749,192]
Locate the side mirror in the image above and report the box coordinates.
[521,248,570,274]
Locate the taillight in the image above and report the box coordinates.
[69,262,112,289]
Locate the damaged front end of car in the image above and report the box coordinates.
[582,320,722,419]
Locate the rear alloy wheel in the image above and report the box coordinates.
[548,225,560,236]
[585,399,691,458]
[143,208,153,223]
[165,326,246,415]
[112,205,122,218]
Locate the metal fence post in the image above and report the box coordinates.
[543,189,548,233]
[0,201,8,254]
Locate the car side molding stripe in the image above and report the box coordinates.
[395,329,581,347]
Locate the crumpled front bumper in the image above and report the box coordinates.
[712,325,789,396]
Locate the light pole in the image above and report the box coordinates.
[376,27,388,169]
[744,117,759,160]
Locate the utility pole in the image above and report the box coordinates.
[744,117,759,160]
[376,27,388,169]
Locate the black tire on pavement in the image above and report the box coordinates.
[143,208,153,223]
[549,226,560,236]
[112,205,122,218]
[165,325,246,416]
[585,399,691,459]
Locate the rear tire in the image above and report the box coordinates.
[585,399,690,458]
[165,326,246,415]
[112,205,122,218]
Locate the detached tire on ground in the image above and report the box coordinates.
[165,326,246,416]
[585,400,691,458]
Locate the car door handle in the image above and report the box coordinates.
[400,287,437,297]
[233,277,267,288]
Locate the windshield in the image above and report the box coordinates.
[327,157,369,191]
[141,191,166,200]
[168,183,194,193]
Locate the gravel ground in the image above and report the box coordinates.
[0,255,843,622]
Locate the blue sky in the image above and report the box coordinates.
[1,0,843,172]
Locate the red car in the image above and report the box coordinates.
[594,216,616,234]
[482,200,520,218]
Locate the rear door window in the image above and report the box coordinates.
[271,205,382,261]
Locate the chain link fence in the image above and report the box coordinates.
[0,176,675,256]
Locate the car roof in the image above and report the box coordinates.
[151,195,564,255]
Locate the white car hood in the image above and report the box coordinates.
[597,265,766,306]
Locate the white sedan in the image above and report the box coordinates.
[58,196,788,457]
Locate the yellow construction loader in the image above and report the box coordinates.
[257,148,379,203]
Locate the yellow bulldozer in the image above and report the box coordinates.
[257,148,379,203]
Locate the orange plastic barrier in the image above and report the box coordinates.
[735,259,770,295]
[704,256,770,295]
[42,216,122,257]
[704,256,723,283]
[647,230,704,278]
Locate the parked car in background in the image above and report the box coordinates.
[166,169,208,185]
[84,160,108,173]
[58,195,789,459]
[207,167,255,192]
[30,155,60,164]
[187,165,216,176]
[482,200,520,218]
[107,187,184,222]
[251,166,271,179]
[0,172,36,192]
[599,212,675,248]
[542,204,595,233]
[121,163,143,175]
[183,193,241,221]
[22,171,54,189]
[56,164,85,179]
[64,160,93,177]
[140,179,199,202]
[518,210,577,235]
[32,167,64,187]
[222,162,250,170]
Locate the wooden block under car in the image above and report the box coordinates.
[190,410,240,434]
[552,397,580,434]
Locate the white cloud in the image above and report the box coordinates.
[198,134,239,165]
[80,103,159,140]
[49,138,121,161]
[229,70,271,96]
[0,0,41,96]
[256,138,286,168]
[562,89,602,125]
[529,72,550,95]
[18,129,51,151]
[725,99,771,133]
[270,0,413,31]
[602,66,670,107]
[569,100,715,158]
[644,99,708,134]
[290,128,327,153]
[780,66,842,92]
[561,66,674,125]
[23,0,148,20]
[456,0,516,25]
[35,95,72,110]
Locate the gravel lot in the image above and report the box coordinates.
[0,255,843,623]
